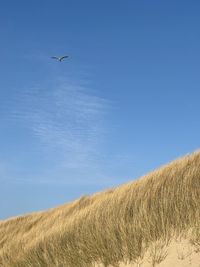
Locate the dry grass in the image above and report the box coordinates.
[1,150,200,267]
[147,239,169,267]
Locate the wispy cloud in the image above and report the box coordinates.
[7,78,112,184]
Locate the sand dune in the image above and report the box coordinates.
[1,150,200,266]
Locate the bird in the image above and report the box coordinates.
[51,55,69,62]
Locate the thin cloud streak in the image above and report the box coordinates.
[6,78,112,184]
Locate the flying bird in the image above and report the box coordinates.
[51,55,69,62]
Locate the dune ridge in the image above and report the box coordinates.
[1,150,200,266]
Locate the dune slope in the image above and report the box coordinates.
[1,150,200,267]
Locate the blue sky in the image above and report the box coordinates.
[1,1,200,219]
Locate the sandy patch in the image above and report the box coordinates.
[94,238,200,267]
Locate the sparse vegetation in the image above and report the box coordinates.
[189,223,200,253]
[147,239,169,266]
[1,150,200,266]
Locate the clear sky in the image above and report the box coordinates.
[1,1,200,219]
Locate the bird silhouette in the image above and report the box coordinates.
[51,55,69,62]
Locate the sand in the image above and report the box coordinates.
[94,238,200,267]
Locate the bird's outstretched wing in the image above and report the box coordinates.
[59,55,69,61]
[51,56,59,60]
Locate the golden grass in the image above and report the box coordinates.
[1,150,200,267]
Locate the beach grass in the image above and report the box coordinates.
[1,150,200,266]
